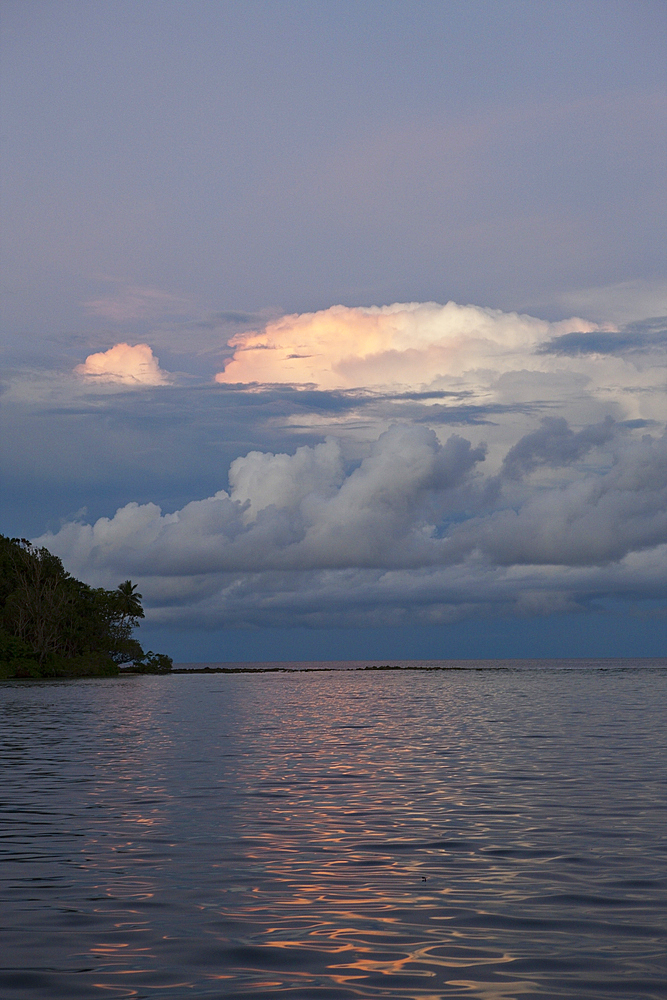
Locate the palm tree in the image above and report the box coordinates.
[116,580,144,620]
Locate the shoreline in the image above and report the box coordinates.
[171,657,667,674]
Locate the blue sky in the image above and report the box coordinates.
[1,1,665,660]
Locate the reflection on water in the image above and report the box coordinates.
[1,662,666,998]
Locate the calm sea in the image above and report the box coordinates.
[1,660,665,999]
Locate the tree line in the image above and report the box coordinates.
[0,534,172,678]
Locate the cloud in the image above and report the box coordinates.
[450,431,667,568]
[229,438,345,522]
[5,295,665,556]
[540,316,667,356]
[9,293,665,638]
[35,421,666,630]
[501,416,616,479]
[215,301,600,390]
[74,343,172,385]
[40,425,486,575]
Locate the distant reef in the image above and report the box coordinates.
[0,535,172,679]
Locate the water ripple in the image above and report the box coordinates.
[0,664,666,998]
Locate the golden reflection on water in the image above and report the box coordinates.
[2,668,665,999]
[449,983,539,1000]
[94,687,521,1000]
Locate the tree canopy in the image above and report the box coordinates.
[0,535,172,678]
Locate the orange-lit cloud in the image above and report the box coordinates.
[75,343,171,385]
[215,302,601,390]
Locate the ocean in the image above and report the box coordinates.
[1,660,665,999]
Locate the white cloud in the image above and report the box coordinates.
[229,439,345,522]
[215,301,601,390]
[211,301,666,467]
[449,432,667,567]
[74,342,171,385]
[35,422,667,629]
[13,295,663,635]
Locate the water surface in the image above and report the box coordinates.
[1,660,666,998]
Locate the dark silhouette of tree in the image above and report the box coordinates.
[116,580,144,622]
[0,535,172,678]
[3,541,70,667]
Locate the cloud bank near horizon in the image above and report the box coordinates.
[6,297,664,636]
[36,419,667,631]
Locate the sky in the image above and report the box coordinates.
[1,0,665,661]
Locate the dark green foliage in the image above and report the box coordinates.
[0,535,171,679]
[116,580,144,619]
[0,628,40,678]
[131,651,174,674]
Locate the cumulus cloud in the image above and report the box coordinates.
[11,294,664,637]
[39,425,486,575]
[35,421,666,629]
[215,301,600,390]
[451,432,667,567]
[74,342,171,385]
[229,438,345,522]
[501,416,616,479]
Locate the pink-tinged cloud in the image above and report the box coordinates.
[75,343,171,385]
[214,301,601,390]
